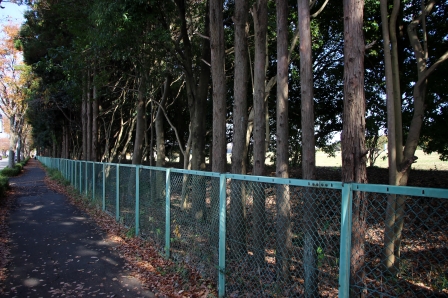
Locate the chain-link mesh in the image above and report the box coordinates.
[86,162,94,198]
[63,160,69,180]
[118,165,136,228]
[104,164,117,216]
[169,172,220,280]
[225,180,342,297]
[73,162,78,190]
[92,163,103,208]
[71,161,75,186]
[350,192,448,297]
[68,160,73,186]
[79,162,86,193]
[59,159,66,179]
[139,168,166,248]
[37,157,448,297]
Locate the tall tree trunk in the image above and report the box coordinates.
[120,115,137,162]
[174,0,211,221]
[264,101,270,154]
[132,75,147,165]
[251,0,268,266]
[210,0,226,249]
[174,0,210,171]
[16,120,23,162]
[275,0,291,284]
[82,71,87,161]
[230,0,249,259]
[156,76,171,167]
[382,0,448,277]
[191,3,211,172]
[149,101,155,166]
[86,69,92,161]
[92,69,99,162]
[298,0,318,295]
[390,0,403,166]
[380,0,400,277]
[342,0,368,296]
[210,0,226,174]
[8,115,17,168]
[16,135,22,163]
[395,0,448,264]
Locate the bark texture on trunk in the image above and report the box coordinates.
[132,76,147,165]
[210,0,226,174]
[175,0,210,171]
[8,116,16,168]
[383,1,448,277]
[251,0,268,266]
[342,0,368,296]
[156,76,171,167]
[298,0,318,295]
[230,0,250,259]
[86,70,92,161]
[92,72,99,162]
[231,0,249,176]
[82,72,87,161]
[380,0,399,276]
[275,0,291,284]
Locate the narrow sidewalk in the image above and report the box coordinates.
[1,159,155,297]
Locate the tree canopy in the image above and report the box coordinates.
[11,0,448,167]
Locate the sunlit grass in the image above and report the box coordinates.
[316,150,448,171]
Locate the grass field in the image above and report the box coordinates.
[315,149,448,171]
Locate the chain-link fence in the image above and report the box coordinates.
[349,186,448,297]
[38,157,448,297]
[169,170,221,281]
[139,167,166,248]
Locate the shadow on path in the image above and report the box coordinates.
[1,159,155,297]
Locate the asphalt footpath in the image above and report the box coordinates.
[1,159,155,297]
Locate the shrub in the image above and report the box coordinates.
[0,158,30,199]
[0,175,9,198]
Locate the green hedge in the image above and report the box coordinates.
[0,158,30,199]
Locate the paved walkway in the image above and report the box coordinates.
[1,159,155,297]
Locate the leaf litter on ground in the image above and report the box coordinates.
[0,163,217,298]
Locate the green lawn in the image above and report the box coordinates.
[316,150,448,171]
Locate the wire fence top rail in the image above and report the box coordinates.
[39,157,448,297]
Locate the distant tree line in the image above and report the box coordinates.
[11,0,448,296]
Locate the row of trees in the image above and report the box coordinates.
[5,0,447,296]
[17,0,447,167]
[0,22,34,167]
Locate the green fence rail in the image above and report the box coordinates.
[39,157,448,297]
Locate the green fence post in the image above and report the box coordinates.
[338,183,353,298]
[92,163,96,202]
[116,164,120,222]
[85,161,88,196]
[102,163,106,211]
[79,161,82,193]
[74,161,78,190]
[218,174,227,298]
[135,165,140,236]
[165,169,171,258]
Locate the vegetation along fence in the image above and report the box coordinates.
[38,157,448,297]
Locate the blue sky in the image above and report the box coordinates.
[0,2,26,25]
